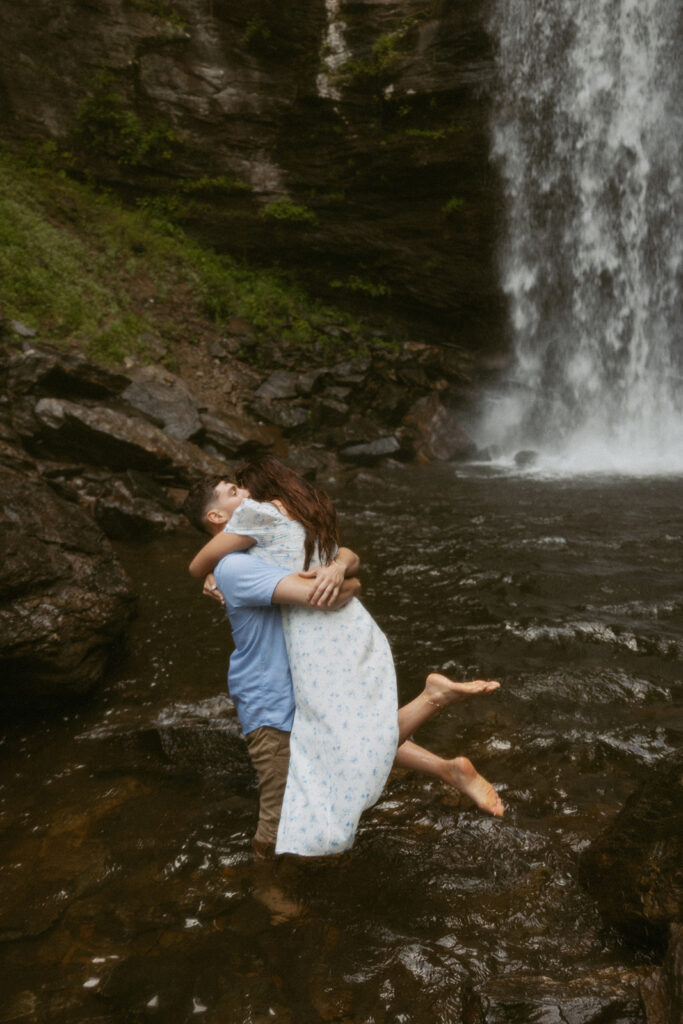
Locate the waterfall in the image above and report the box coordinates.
[479,0,683,473]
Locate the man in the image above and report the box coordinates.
[184,477,360,857]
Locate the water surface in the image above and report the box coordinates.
[1,465,681,1022]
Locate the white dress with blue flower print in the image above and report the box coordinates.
[226,498,399,856]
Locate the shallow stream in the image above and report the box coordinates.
[1,465,681,1022]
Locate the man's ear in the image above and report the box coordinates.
[206,507,228,529]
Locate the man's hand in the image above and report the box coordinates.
[202,572,225,606]
[299,560,345,607]
[273,574,360,609]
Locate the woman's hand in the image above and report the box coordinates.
[299,560,346,607]
[202,573,225,606]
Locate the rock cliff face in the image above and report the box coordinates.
[0,0,501,347]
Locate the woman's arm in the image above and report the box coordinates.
[299,545,361,606]
[188,531,255,578]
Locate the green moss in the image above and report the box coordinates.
[404,124,466,142]
[330,275,392,299]
[243,17,271,48]
[260,201,318,225]
[442,196,465,216]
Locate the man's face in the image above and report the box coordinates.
[211,480,249,522]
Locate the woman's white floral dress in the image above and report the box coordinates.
[226,499,399,856]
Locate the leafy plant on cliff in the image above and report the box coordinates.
[335,19,419,84]
[442,196,466,216]
[74,72,179,169]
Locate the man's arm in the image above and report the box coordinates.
[272,574,361,609]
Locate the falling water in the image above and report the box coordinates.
[479,0,683,473]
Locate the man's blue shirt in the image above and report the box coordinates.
[213,551,294,735]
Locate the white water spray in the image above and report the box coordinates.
[479,0,683,473]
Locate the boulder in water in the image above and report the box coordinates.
[514,449,538,468]
[0,463,136,709]
[401,392,477,463]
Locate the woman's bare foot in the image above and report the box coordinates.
[423,673,500,709]
[442,756,505,817]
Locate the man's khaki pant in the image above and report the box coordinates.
[245,726,291,853]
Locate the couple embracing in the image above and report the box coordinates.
[184,457,504,859]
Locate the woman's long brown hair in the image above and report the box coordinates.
[235,456,340,570]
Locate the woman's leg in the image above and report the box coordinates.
[397,673,500,745]
[394,739,505,817]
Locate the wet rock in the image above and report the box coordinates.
[579,756,683,952]
[199,408,280,460]
[26,397,230,484]
[283,446,342,482]
[328,359,371,385]
[121,364,203,441]
[339,436,401,464]
[6,344,130,399]
[9,320,37,338]
[77,696,253,779]
[476,968,649,1023]
[323,414,383,450]
[0,464,136,708]
[402,392,477,462]
[311,394,350,427]
[639,923,683,1024]
[363,374,410,422]
[43,465,185,539]
[154,696,250,777]
[514,449,538,468]
[254,370,308,401]
[250,398,309,431]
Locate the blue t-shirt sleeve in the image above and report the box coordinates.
[213,552,290,607]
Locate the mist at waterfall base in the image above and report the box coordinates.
[474,0,683,475]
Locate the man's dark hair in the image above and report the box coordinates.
[183,475,227,533]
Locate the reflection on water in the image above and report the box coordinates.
[1,465,681,1021]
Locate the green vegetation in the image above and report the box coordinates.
[126,0,187,29]
[260,200,318,225]
[330,275,392,299]
[404,124,466,142]
[0,145,390,367]
[336,20,419,83]
[243,17,271,48]
[442,196,466,216]
[74,72,179,169]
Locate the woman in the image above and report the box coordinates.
[190,457,503,855]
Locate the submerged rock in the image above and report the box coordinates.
[476,968,649,1023]
[0,464,136,708]
[402,392,477,462]
[514,449,538,468]
[339,436,401,464]
[77,695,252,779]
[579,756,683,952]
